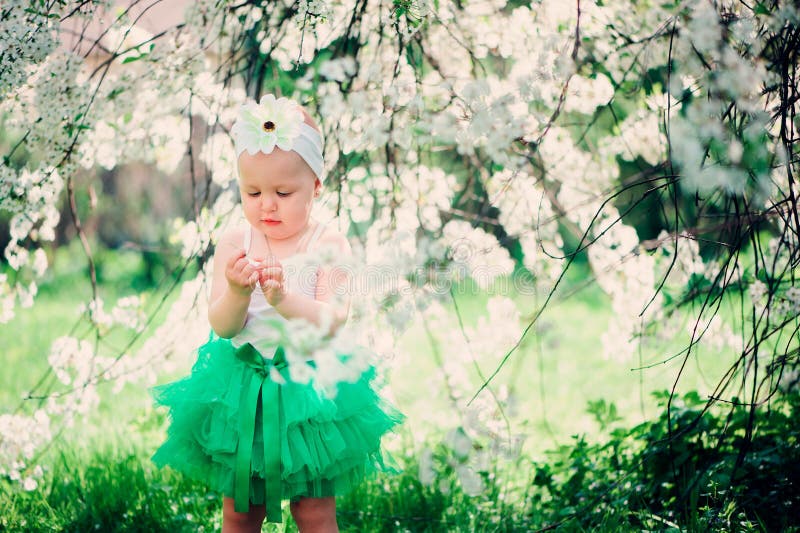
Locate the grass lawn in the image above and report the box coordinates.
[392,270,740,459]
[0,246,756,531]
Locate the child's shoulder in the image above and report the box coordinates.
[219,224,246,242]
[214,225,248,259]
[313,219,351,255]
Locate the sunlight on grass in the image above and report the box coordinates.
[3,251,746,455]
[391,271,745,458]
[0,241,190,426]
[2,248,793,532]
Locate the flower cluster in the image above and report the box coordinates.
[77,296,146,335]
[171,191,237,259]
[294,0,333,27]
[0,165,62,323]
[666,3,777,198]
[0,2,58,100]
[0,410,51,492]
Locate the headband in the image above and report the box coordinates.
[231,94,325,182]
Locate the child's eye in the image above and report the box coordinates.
[248,192,260,197]
[277,191,291,197]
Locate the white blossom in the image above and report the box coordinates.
[0,410,51,491]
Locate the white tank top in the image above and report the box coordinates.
[230,219,328,357]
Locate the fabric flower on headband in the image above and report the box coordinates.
[231,94,326,182]
[231,94,304,156]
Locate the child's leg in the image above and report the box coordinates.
[222,496,266,533]
[289,496,338,533]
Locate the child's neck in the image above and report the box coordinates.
[254,219,317,259]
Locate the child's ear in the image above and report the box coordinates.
[314,178,321,198]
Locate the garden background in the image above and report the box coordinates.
[1,1,799,531]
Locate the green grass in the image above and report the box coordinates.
[392,273,740,458]
[4,395,791,532]
[0,426,610,532]
[2,244,740,448]
[0,246,781,532]
[1,436,223,532]
[0,239,192,424]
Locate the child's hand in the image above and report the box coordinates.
[258,256,286,306]
[225,249,261,297]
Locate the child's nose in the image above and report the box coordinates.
[261,195,276,211]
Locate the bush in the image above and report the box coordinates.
[528,391,800,532]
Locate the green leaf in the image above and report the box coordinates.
[107,87,125,100]
[754,2,771,15]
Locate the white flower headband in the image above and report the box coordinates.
[231,94,325,182]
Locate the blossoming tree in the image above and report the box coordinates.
[1,0,798,499]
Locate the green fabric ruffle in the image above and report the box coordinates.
[149,335,405,522]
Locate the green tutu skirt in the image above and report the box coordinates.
[149,335,405,522]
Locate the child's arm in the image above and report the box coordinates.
[262,230,352,335]
[208,228,260,338]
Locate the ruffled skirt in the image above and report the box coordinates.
[149,335,405,515]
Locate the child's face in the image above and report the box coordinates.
[238,147,319,242]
